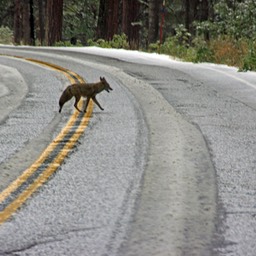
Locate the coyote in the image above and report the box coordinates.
[59,76,113,113]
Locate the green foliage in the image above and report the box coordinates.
[154,0,256,71]
[195,0,256,40]
[192,37,214,63]
[157,25,195,61]
[191,0,256,70]
[0,0,13,28]
[0,26,13,44]
[87,38,111,48]
[111,34,129,49]
[242,53,256,71]
[53,40,83,47]
[241,42,256,71]
[148,41,160,53]
[174,24,191,47]
[214,0,256,39]
[63,0,99,44]
[160,36,187,59]
[158,34,256,71]
[194,46,213,63]
[87,33,129,49]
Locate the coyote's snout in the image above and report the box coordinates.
[59,76,113,113]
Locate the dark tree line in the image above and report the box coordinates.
[13,0,63,46]
[95,0,213,46]
[97,0,141,47]
[1,0,214,47]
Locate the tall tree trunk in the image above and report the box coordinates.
[38,0,45,45]
[122,0,128,35]
[122,0,140,48]
[14,0,22,44]
[45,0,63,46]
[200,0,210,40]
[148,0,160,44]
[97,0,119,41]
[29,0,35,45]
[184,0,190,32]
[107,0,119,40]
[97,0,107,39]
[14,0,36,45]
[22,0,30,44]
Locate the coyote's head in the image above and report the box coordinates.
[100,77,113,93]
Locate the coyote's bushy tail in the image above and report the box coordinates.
[59,86,73,113]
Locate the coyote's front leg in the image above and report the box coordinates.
[92,96,104,111]
[83,97,91,112]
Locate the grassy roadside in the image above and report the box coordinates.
[85,33,256,72]
[150,36,256,72]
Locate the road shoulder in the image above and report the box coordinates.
[114,70,217,255]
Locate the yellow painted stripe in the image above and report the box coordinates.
[0,59,81,204]
[0,103,93,225]
[25,58,83,82]
[0,108,83,204]
[0,57,93,224]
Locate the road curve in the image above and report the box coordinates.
[0,46,255,256]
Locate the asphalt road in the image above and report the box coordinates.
[0,47,256,256]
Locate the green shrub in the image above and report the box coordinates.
[192,37,214,63]
[0,26,13,44]
[158,33,255,70]
[148,42,160,52]
[174,24,191,47]
[87,33,129,49]
[54,40,83,47]
[159,36,188,60]
[110,33,129,49]
[194,46,213,62]
[241,43,256,71]
[157,25,193,60]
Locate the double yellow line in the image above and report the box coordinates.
[0,57,93,224]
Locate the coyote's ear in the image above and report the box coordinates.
[100,76,103,81]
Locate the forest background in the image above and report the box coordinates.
[0,0,256,71]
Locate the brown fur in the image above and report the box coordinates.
[59,77,113,113]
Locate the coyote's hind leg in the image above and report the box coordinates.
[74,95,82,112]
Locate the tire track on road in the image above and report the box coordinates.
[0,57,93,224]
